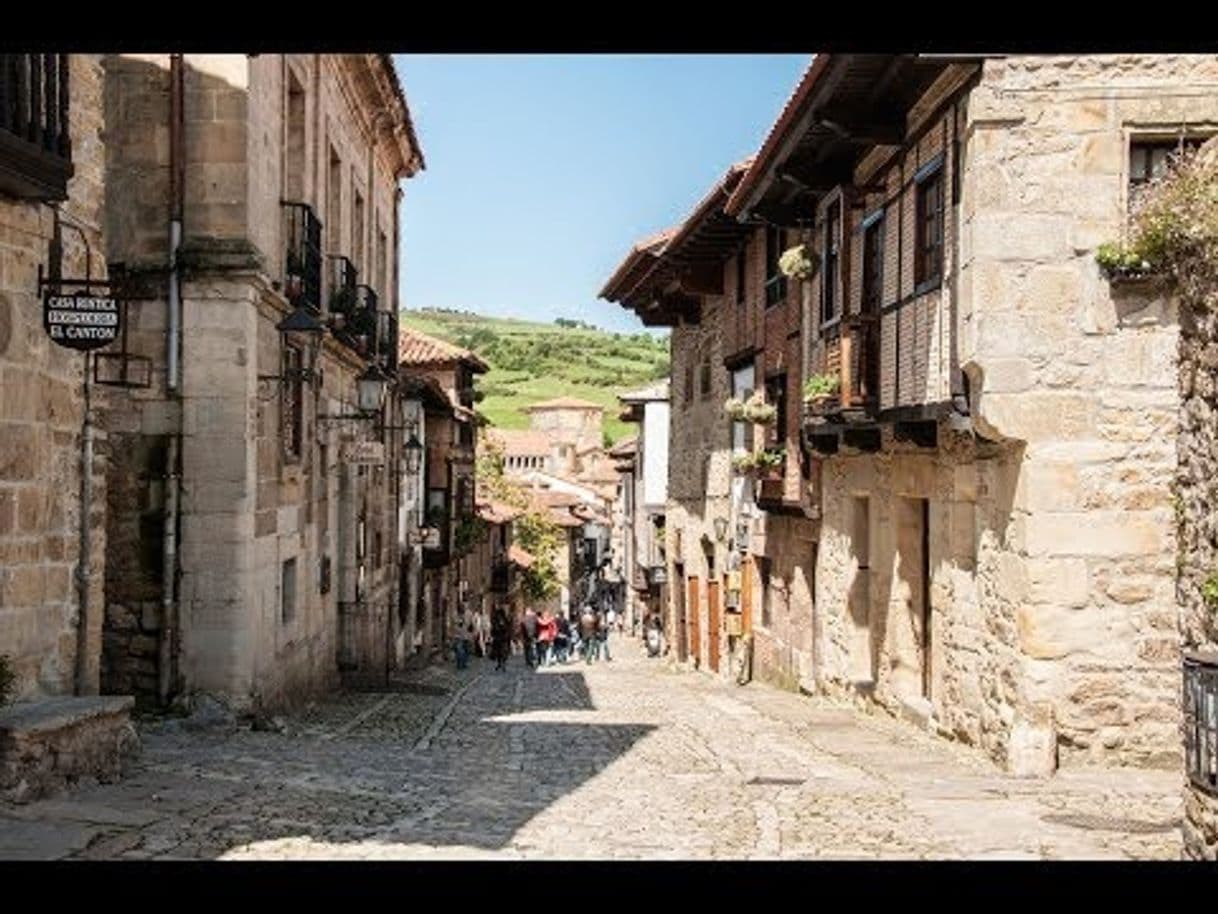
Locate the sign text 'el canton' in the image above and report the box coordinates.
[43,290,121,351]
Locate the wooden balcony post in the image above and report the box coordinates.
[840,323,854,408]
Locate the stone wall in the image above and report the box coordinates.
[1178,282,1218,858]
[98,54,412,711]
[814,425,1029,763]
[666,295,734,671]
[0,55,108,701]
[956,55,1218,767]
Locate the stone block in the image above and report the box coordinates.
[1007,705,1058,777]
[1078,133,1123,174]
[1027,557,1090,607]
[983,358,1034,393]
[1016,459,1081,512]
[0,424,39,481]
[1025,510,1166,558]
[972,212,1070,262]
[978,391,1095,443]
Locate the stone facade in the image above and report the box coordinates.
[0,55,109,701]
[787,55,1213,772]
[666,294,735,672]
[97,54,420,711]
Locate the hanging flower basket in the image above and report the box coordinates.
[733,449,784,478]
[742,392,776,425]
[723,397,748,421]
[778,244,820,280]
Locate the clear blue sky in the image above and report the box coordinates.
[393,54,809,334]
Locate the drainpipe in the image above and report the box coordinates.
[159,53,185,706]
[75,351,94,695]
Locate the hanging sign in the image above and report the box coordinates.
[343,440,385,465]
[43,285,121,351]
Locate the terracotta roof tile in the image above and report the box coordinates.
[508,544,535,568]
[486,428,551,457]
[397,326,489,372]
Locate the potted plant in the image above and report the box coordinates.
[732,452,758,475]
[742,392,776,425]
[803,373,840,407]
[778,243,820,280]
[754,448,785,479]
[1095,241,1159,281]
[723,396,748,421]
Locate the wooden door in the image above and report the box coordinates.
[741,555,753,633]
[707,580,721,673]
[687,576,701,667]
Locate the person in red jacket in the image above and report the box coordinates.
[537,608,557,667]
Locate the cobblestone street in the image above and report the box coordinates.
[0,636,1184,860]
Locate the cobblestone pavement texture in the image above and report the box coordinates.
[0,637,1185,859]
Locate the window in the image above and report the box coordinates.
[285,71,306,202]
[731,364,755,454]
[326,146,342,253]
[352,189,366,272]
[0,55,73,201]
[281,557,297,623]
[915,163,944,289]
[684,363,694,405]
[764,225,788,307]
[822,200,841,325]
[377,227,389,299]
[861,213,885,314]
[699,354,712,400]
[281,345,304,461]
[1129,136,1205,206]
[735,249,746,306]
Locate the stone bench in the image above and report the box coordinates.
[0,696,139,804]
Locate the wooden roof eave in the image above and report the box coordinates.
[735,55,976,223]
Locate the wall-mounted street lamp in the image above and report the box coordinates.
[403,428,423,476]
[318,364,389,423]
[258,305,326,395]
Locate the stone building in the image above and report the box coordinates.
[0,54,109,703]
[616,383,670,631]
[605,53,1217,776]
[522,397,605,477]
[397,326,487,657]
[602,160,819,686]
[97,54,423,710]
[723,53,1218,773]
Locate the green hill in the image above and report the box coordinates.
[400,308,670,444]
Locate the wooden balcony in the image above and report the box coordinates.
[804,313,880,430]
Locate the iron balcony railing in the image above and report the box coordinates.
[281,201,322,311]
[1185,652,1218,796]
[0,54,73,200]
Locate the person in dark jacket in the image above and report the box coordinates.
[522,606,539,668]
[491,606,511,671]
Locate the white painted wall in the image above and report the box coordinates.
[643,401,669,509]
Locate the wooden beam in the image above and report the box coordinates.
[678,263,723,296]
[818,117,904,146]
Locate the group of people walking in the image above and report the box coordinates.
[451,602,617,672]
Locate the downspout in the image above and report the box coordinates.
[159,53,185,707]
[75,350,93,695]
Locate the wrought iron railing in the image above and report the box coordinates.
[281,201,322,311]
[328,255,358,317]
[376,308,398,374]
[1185,652,1218,796]
[0,54,73,200]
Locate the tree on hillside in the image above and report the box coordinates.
[475,432,562,602]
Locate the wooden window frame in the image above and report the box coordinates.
[764,225,788,308]
[861,208,885,315]
[765,372,787,451]
[821,199,842,328]
[0,55,74,202]
[914,156,945,295]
